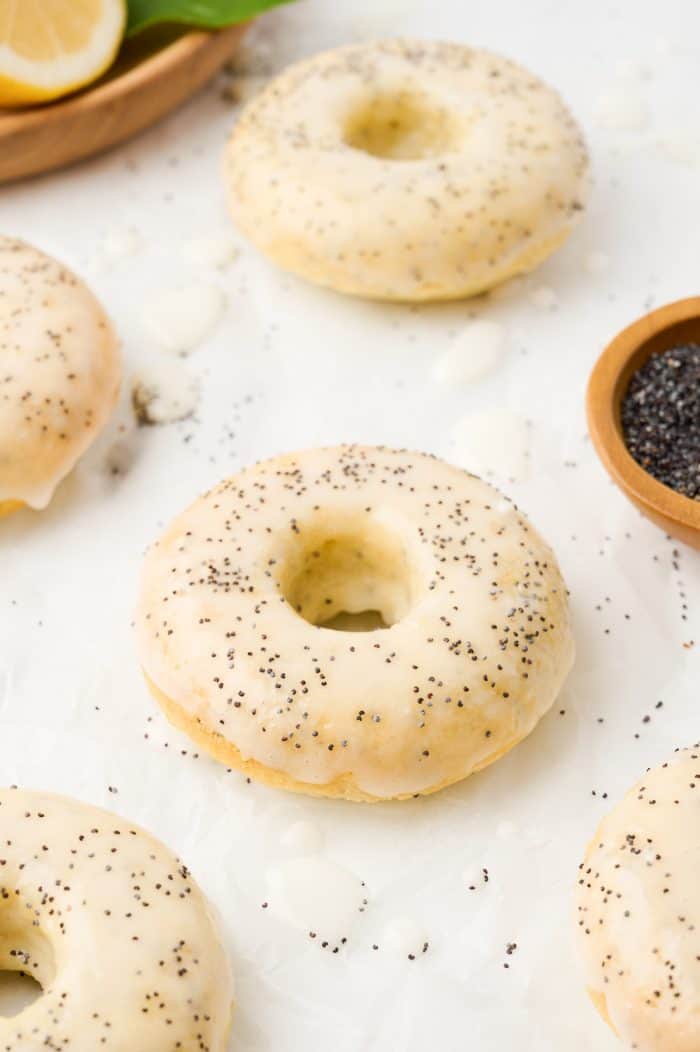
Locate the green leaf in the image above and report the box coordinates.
[126,0,295,36]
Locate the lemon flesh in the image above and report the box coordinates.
[0,0,126,106]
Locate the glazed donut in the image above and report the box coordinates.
[575,746,700,1051]
[0,236,120,514]
[136,445,575,801]
[0,788,233,1050]
[224,40,589,302]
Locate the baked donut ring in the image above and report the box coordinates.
[0,236,120,514]
[0,788,233,1050]
[575,746,700,1051]
[224,40,589,301]
[136,445,575,801]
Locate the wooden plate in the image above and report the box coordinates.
[587,297,700,549]
[0,23,248,184]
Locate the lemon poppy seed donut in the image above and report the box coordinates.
[0,788,233,1050]
[575,746,700,1052]
[224,39,589,302]
[136,445,575,801]
[0,236,120,514]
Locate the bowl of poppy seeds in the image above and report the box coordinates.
[587,296,700,548]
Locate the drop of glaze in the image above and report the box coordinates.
[280,820,324,855]
[143,285,226,354]
[265,857,365,943]
[182,234,240,268]
[493,497,514,516]
[449,409,530,482]
[131,358,200,425]
[380,916,429,958]
[433,320,507,386]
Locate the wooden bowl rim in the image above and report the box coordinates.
[586,296,700,535]
[0,27,231,131]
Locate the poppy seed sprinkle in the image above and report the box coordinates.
[621,343,700,500]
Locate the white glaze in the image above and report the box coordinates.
[266,857,366,944]
[0,237,121,509]
[449,410,530,482]
[143,284,226,355]
[280,820,324,854]
[493,496,515,516]
[182,234,240,269]
[380,916,429,958]
[0,789,233,1050]
[575,747,700,1052]
[136,445,574,800]
[131,357,200,425]
[225,40,589,301]
[432,320,507,385]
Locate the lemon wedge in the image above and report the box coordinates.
[0,0,126,107]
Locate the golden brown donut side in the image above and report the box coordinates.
[0,499,23,518]
[145,673,530,803]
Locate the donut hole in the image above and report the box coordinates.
[0,914,54,1017]
[343,89,464,160]
[281,515,420,630]
[0,971,43,1018]
[320,609,388,632]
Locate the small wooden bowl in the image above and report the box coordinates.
[0,23,248,184]
[587,297,700,549]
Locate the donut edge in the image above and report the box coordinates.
[223,39,590,303]
[0,499,23,518]
[143,672,536,803]
[0,237,122,512]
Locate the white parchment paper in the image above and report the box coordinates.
[1,1,699,1048]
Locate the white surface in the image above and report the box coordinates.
[1,1,699,1049]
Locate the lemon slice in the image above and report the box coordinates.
[0,0,126,107]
